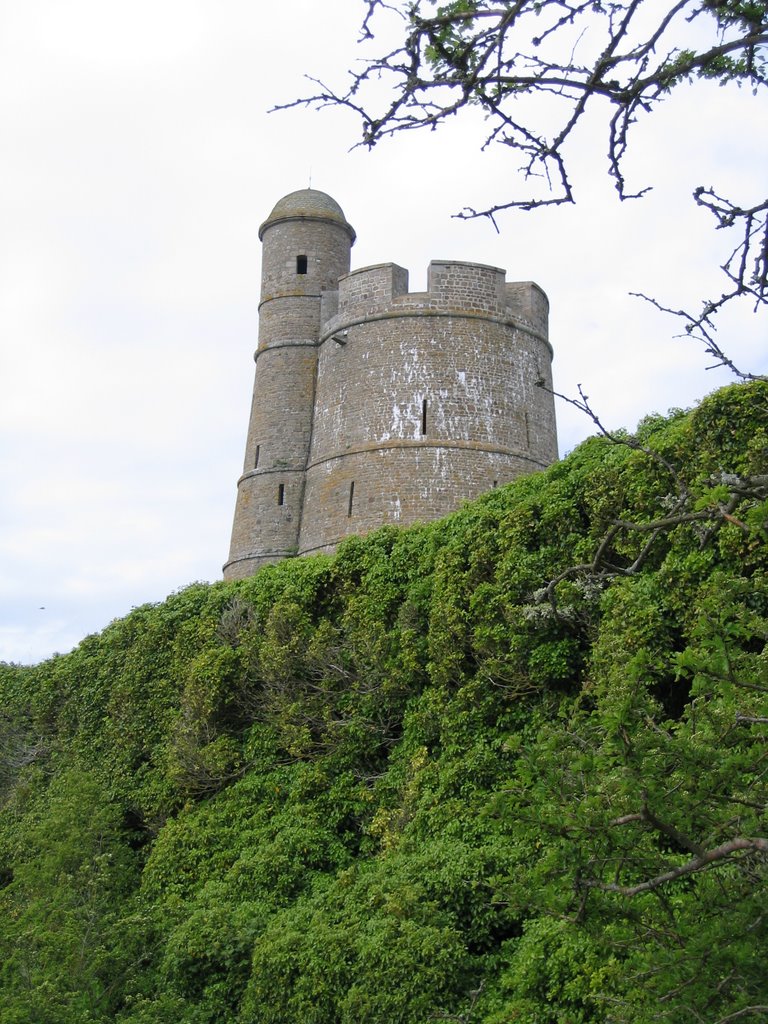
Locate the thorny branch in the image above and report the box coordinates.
[632,191,768,380]
[713,1006,768,1023]
[279,0,768,363]
[583,836,768,895]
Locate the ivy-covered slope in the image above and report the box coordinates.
[1,381,766,1024]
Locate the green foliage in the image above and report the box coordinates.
[0,382,766,1023]
[0,770,140,1023]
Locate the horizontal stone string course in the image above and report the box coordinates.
[318,308,552,353]
[223,188,558,580]
[303,440,550,469]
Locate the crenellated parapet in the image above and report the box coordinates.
[320,261,551,351]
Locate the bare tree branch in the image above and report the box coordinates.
[714,1006,768,1023]
[584,836,768,895]
[282,0,768,360]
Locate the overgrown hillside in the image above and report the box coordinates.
[1,382,766,1024]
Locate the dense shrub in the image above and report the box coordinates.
[1,382,766,1023]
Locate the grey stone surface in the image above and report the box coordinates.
[223,189,558,580]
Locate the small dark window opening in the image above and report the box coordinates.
[421,398,428,436]
[348,481,355,517]
[492,480,498,489]
[254,444,260,468]
[296,255,308,275]
[278,483,285,506]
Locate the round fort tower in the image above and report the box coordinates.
[223,189,355,580]
[296,260,558,556]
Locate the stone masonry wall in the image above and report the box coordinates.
[299,445,544,555]
[259,218,353,300]
[297,261,557,556]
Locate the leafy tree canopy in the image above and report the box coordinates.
[0,381,766,1023]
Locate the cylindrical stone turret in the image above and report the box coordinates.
[297,261,557,556]
[223,189,355,579]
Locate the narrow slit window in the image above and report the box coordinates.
[421,398,428,436]
[277,483,285,506]
[296,255,308,275]
[347,481,355,517]
[492,480,498,489]
[254,444,260,468]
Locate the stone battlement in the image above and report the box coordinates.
[320,261,550,349]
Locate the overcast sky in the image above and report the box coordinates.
[1,0,765,665]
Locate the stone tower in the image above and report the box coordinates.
[223,189,355,579]
[224,189,558,581]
